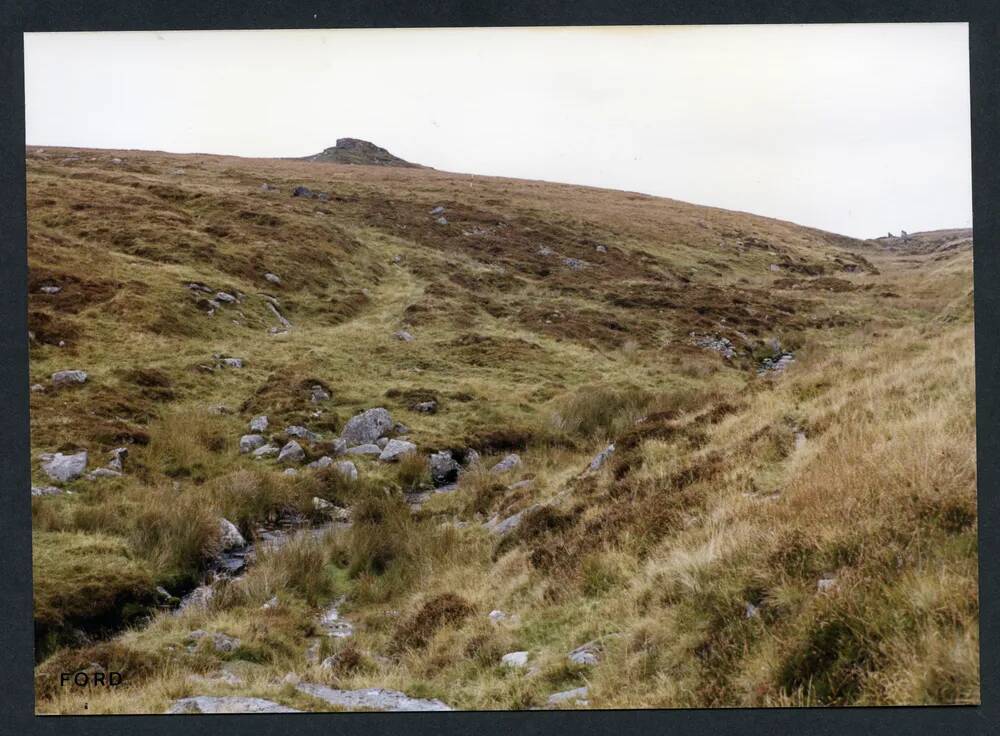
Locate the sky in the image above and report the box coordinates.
[24,24,971,239]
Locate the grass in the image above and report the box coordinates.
[26,145,977,712]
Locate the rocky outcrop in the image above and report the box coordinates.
[300,138,422,168]
[429,450,460,487]
[166,696,299,714]
[41,450,87,483]
[295,683,450,711]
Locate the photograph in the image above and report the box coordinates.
[23,23,977,714]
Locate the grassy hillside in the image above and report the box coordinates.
[27,146,977,712]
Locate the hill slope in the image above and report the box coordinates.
[26,146,977,712]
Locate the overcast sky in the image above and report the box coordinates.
[24,24,971,238]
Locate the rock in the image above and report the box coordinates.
[39,285,61,294]
[220,357,244,368]
[745,602,760,619]
[567,641,601,666]
[285,425,322,443]
[323,438,347,456]
[107,447,128,472]
[537,246,554,256]
[305,640,321,664]
[595,244,608,253]
[239,434,267,454]
[249,415,268,432]
[501,651,530,669]
[346,443,382,456]
[252,444,280,458]
[318,601,354,638]
[429,206,445,215]
[166,696,299,714]
[429,450,460,487]
[393,330,414,342]
[341,407,393,446]
[278,440,305,465]
[313,496,334,511]
[508,479,532,491]
[30,383,45,393]
[562,257,587,270]
[214,291,237,304]
[490,453,521,474]
[817,577,838,593]
[435,216,449,225]
[292,185,314,198]
[307,456,334,470]
[295,683,451,712]
[693,333,736,359]
[794,431,807,450]
[464,448,480,466]
[178,585,214,611]
[218,518,246,550]
[378,439,417,462]
[376,437,390,449]
[487,505,538,535]
[588,443,615,472]
[488,610,507,623]
[31,485,63,496]
[51,369,88,386]
[310,385,330,403]
[41,450,87,483]
[283,468,298,476]
[86,468,121,480]
[413,400,437,413]
[547,686,590,706]
[393,422,410,435]
[334,461,358,481]
[769,263,781,272]
[264,272,281,284]
[261,596,279,610]
[207,632,241,653]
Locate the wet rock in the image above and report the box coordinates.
[41,450,88,483]
[378,439,417,462]
[430,450,460,487]
[490,453,521,474]
[278,440,305,465]
[51,369,88,386]
[249,415,268,432]
[295,683,450,712]
[239,434,267,454]
[547,686,590,707]
[345,443,382,456]
[501,651,530,669]
[166,696,299,714]
[588,443,615,472]
[218,518,246,550]
[341,407,393,446]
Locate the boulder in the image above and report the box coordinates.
[378,439,417,462]
[51,370,88,386]
[376,437,390,449]
[252,444,280,458]
[294,683,450,712]
[413,400,437,414]
[249,415,268,432]
[278,440,305,465]
[490,453,521,474]
[285,425,322,443]
[307,456,334,470]
[264,272,281,284]
[323,438,347,456]
[501,651,530,669]
[218,518,246,550]
[107,447,128,472]
[334,461,358,482]
[310,385,330,403]
[567,641,601,666]
[239,434,267,454]
[429,450,460,487]
[31,485,63,497]
[588,443,615,472]
[547,687,589,707]
[341,408,393,446]
[346,443,382,456]
[41,450,88,483]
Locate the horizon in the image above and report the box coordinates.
[24,25,972,239]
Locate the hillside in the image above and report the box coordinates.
[26,146,977,713]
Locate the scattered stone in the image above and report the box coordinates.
[264,272,281,284]
[562,257,587,270]
[218,518,246,550]
[692,333,735,359]
[341,407,393,446]
[429,450,460,487]
[547,686,590,707]
[39,285,61,294]
[393,330,414,342]
[220,357,244,369]
[501,651,530,669]
[252,444,280,459]
[295,683,451,712]
[490,453,521,474]
[51,370,88,386]
[346,443,382,456]
[817,577,838,593]
[285,425,322,443]
[30,383,45,393]
[488,610,507,623]
[413,400,437,413]
[567,641,601,666]
[334,461,358,482]
[214,291,237,304]
[278,440,305,465]
[307,456,334,470]
[435,216,449,225]
[166,696,298,714]
[262,596,279,610]
[41,450,88,483]
[107,447,128,472]
[31,485,63,496]
[310,384,330,403]
[588,443,615,472]
[239,434,267,454]
[249,415,268,432]
[429,206,445,215]
[379,439,417,462]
